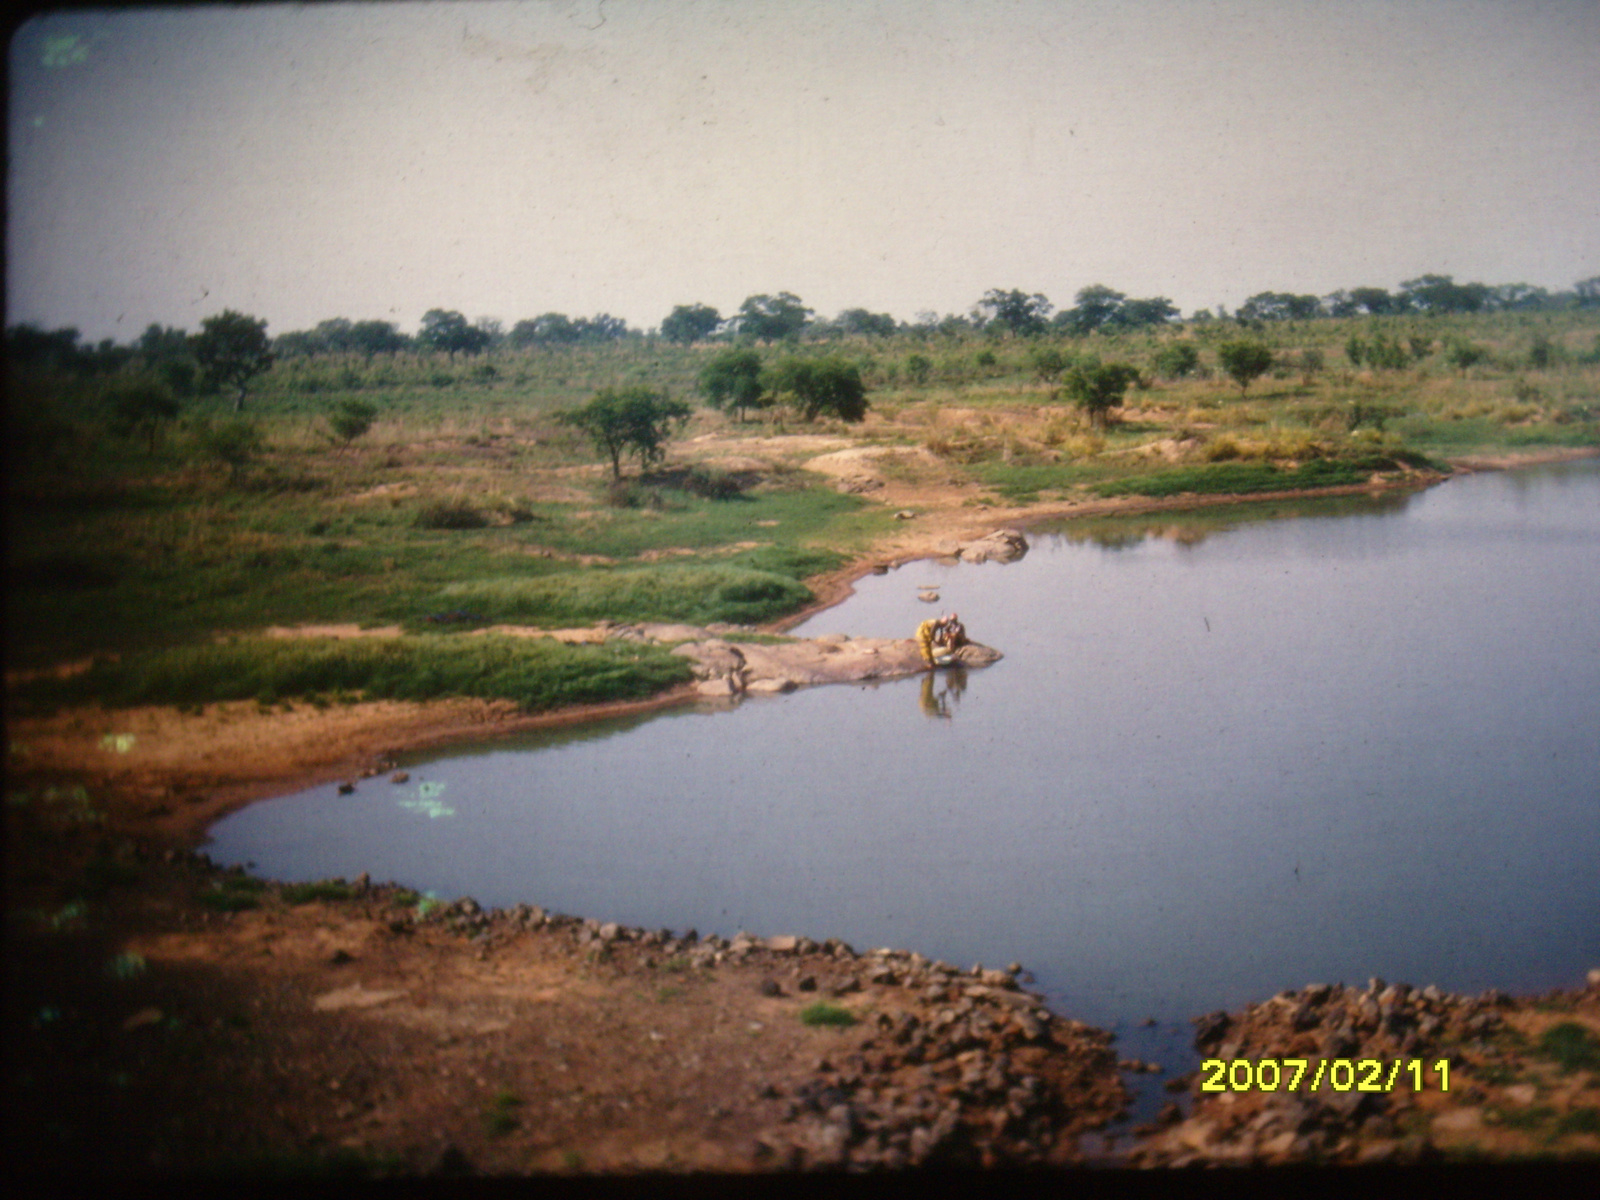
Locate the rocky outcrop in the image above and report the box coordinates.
[955,529,1028,564]
[406,893,1128,1169]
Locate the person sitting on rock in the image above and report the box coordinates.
[938,612,967,655]
[916,615,947,667]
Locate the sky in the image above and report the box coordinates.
[7,0,1600,343]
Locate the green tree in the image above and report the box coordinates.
[834,308,897,337]
[661,303,723,344]
[1062,357,1140,427]
[736,293,811,342]
[191,310,274,412]
[558,386,692,478]
[1217,339,1275,395]
[195,416,263,479]
[349,319,410,358]
[1058,285,1124,335]
[1029,346,1068,381]
[328,398,379,452]
[1152,343,1199,378]
[108,377,180,453]
[976,288,1052,336]
[698,348,767,422]
[418,309,490,360]
[766,357,869,422]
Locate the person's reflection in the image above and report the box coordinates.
[918,667,968,720]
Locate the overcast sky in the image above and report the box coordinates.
[7,0,1599,342]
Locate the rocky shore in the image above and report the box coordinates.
[1128,973,1600,1167]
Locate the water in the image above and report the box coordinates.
[207,461,1600,1107]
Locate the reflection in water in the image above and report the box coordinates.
[1040,488,1422,551]
[918,667,968,720]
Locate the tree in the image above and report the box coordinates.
[1217,339,1276,395]
[108,377,180,453]
[736,293,811,342]
[1399,275,1490,314]
[1238,292,1321,321]
[195,416,263,479]
[1117,296,1180,329]
[699,348,767,422]
[558,386,692,478]
[1348,287,1398,315]
[1575,276,1600,308]
[765,357,869,422]
[417,309,489,359]
[661,303,723,344]
[976,289,1052,336]
[1152,343,1199,378]
[1057,285,1123,335]
[328,398,378,452]
[835,308,898,337]
[349,319,409,358]
[191,310,274,412]
[1062,357,1140,427]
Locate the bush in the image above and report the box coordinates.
[415,501,488,529]
[799,1002,858,1028]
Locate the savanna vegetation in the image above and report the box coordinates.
[8,278,1599,713]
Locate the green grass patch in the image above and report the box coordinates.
[436,564,814,628]
[799,1001,859,1028]
[1091,456,1416,499]
[483,1089,523,1137]
[196,875,268,912]
[14,634,693,714]
[1535,1023,1600,1074]
[969,461,1090,502]
[280,880,356,904]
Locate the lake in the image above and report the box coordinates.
[206,460,1600,1091]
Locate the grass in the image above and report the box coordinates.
[1535,1023,1600,1074]
[13,634,694,714]
[799,1001,858,1028]
[6,307,1596,697]
[196,875,268,912]
[1090,455,1430,499]
[483,1089,523,1137]
[436,565,815,628]
[280,880,356,904]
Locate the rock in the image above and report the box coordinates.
[337,781,356,795]
[390,771,410,784]
[758,978,783,998]
[765,935,800,953]
[957,529,1028,564]
[895,510,917,520]
[1193,1011,1231,1050]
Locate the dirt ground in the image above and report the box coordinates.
[7,449,1599,1179]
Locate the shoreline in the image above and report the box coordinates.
[7,446,1599,1174]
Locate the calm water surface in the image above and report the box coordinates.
[208,462,1600,1052]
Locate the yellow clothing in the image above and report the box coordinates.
[916,618,940,665]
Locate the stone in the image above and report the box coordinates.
[390,771,410,784]
[337,781,356,795]
[758,978,782,998]
[765,934,800,953]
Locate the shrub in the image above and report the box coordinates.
[1536,1023,1600,1074]
[415,501,488,529]
[799,1002,858,1028]
[1153,343,1200,378]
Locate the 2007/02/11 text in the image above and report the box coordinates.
[1201,1058,1450,1093]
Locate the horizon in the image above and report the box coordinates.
[8,0,1599,344]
